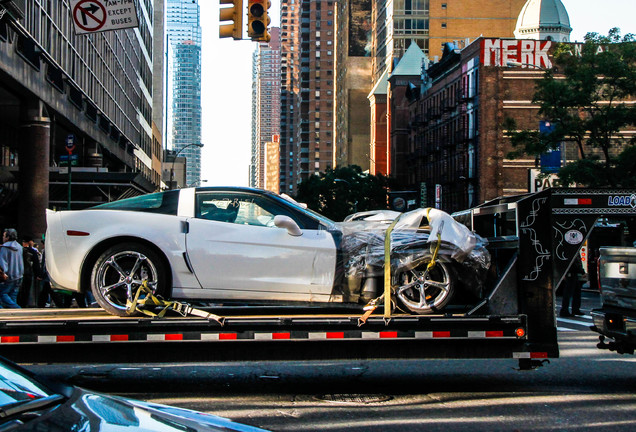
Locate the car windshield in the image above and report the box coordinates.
[90,191,179,215]
[0,361,51,408]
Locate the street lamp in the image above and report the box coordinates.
[169,143,204,190]
[188,179,208,188]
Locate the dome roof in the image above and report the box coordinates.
[516,0,571,30]
[514,0,572,41]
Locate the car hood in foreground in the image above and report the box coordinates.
[17,386,269,432]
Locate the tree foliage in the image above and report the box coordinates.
[504,28,636,187]
[294,165,395,221]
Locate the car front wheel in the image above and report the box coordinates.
[90,243,168,317]
[395,260,456,314]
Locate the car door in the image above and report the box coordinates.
[185,191,337,302]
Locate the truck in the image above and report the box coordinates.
[1,188,634,368]
[592,246,636,354]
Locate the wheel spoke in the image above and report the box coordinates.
[129,253,146,278]
[103,281,126,296]
[106,257,128,278]
[424,280,450,292]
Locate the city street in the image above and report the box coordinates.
[24,293,636,432]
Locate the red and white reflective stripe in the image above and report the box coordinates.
[147,334,183,341]
[513,352,548,359]
[308,332,346,339]
[361,331,400,339]
[38,335,75,343]
[255,332,291,340]
[564,198,592,205]
[0,329,524,344]
[93,335,129,342]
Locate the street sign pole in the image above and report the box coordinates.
[66,134,76,210]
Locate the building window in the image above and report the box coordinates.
[441,22,447,29]
[441,3,447,9]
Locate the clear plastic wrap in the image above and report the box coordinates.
[335,208,490,298]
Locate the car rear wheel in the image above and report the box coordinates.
[90,243,168,317]
[395,260,456,314]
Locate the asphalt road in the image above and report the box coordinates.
[23,296,636,432]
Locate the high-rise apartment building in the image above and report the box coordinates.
[372,0,526,82]
[280,0,337,194]
[0,2,158,239]
[333,0,373,171]
[166,0,203,188]
[251,28,281,189]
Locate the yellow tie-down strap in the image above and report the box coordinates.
[127,280,225,326]
[358,209,442,326]
[358,215,401,326]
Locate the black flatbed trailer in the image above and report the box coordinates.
[1,188,634,367]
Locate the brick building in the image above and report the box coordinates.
[406,37,635,213]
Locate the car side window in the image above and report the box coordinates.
[197,196,240,223]
[195,192,309,228]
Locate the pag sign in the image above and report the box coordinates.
[528,169,569,192]
[71,0,138,35]
[481,39,553,70]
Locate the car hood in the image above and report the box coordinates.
[20,386,269,432]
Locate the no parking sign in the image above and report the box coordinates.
[71,0,138,35]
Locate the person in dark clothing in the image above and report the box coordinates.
[36,240,64,308]
[18,236,41,307]
[560,258,585,317]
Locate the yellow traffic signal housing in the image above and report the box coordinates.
[247,0,271,42]
[219,0,243,40]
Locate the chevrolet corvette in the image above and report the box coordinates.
[45,187,489,316]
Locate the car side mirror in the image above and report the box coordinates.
[273,215,303,236]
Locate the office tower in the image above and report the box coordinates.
[166,0,203,187]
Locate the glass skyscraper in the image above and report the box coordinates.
[166,0,203,187]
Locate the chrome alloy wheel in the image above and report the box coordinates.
[94,250,159,313]
[395,261,454,314]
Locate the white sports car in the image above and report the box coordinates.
[45,187,490,316]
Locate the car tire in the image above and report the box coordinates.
[395,260,456,314]
[90,242,168,317]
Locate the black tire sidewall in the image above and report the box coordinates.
[90,242,167,316]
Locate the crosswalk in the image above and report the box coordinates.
[557,312,594,332]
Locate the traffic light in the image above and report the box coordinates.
[247,0,271,42]
[219,0,243,40]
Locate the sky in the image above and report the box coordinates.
[197,0,636,187]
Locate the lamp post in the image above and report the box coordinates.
[169,143,204,190]
[188,179,208,188]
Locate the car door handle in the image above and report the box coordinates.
[182,221,189,234]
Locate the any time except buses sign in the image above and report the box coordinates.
[71,0,138,35]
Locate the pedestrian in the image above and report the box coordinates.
[560,258,585,317]
[36,239,63,308]
[18,235,41,307]
[0,229,24,308]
